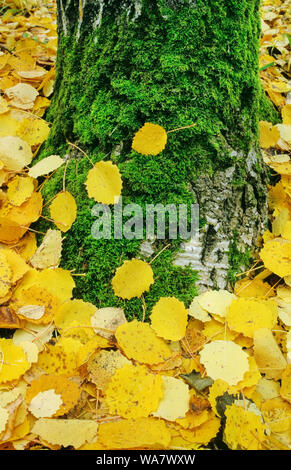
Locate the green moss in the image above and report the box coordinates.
[38,0,263,318]
[258,86,281,124]
[227,231,253,284]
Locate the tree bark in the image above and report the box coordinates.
[40,0,269,318]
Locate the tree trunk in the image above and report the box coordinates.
[40,0,269,319]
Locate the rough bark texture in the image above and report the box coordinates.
[39,0,272,319]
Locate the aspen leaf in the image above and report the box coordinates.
[259,121,280,148]
[224,404,266,450]
[256,378,280,401]
[31,419,98,449]
[272,208,289,236]
[280,365,291,403]
[5,83,38,109]
[115,320,172,365]
[28,390,62,418]
[132,123,167,155]
[90,307,127,339]
[98,418,171,449]
[104,364,163,418]
[87,349,131,390]
[150,297,188,341]
[14,232,37,262]
[28,155,64,178]
[188,297,211,322]
[17,305,45,321]
[54,299,97,342]
[17,70,46,79]
[19,340,39,364]
[30,229,62,269]
[176,412,220,446]
[49,191,77,232]
[254,328,287,379]
[0,406,9,434]
[16,118,50,146]
[13,285,59,325]
[282,104,291,125]
[197,289,236,319]
[0,136,33,171]
[27,375,81,417]
[0,339,30,383]
[261,397,291,434]
[2,248,29,283]
[199,340,249,386]
[13,322,54,352]
[37,268,75,303]
[152,375,190,421]
[226,298,277,338]
[0,251,12,298]
[7,176,35,207]
[85,160,122,204]
[112,258,154,299]
[275,124,291,145]
[260,238,291,277]
[37,338,80,375]
[0,306,21,329]
[0,96,9,115]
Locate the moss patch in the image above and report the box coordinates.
[39,0,264,318]
[227,231,253,284]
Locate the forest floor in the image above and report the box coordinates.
[0,0,290,451]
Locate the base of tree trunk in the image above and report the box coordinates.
[38,0,271,318]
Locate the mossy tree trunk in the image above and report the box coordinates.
[41,0,268,319]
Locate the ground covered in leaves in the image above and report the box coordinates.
[0,0,290,451]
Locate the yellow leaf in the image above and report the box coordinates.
[28,155,64,178]
[5,83,38,110]
[150,297,188,341]
[86,160,122,204]
[37,268,75,303]
[98,417,171,449]
[2,248,29,283]
[28,390,62,418]
[16,118,50,146]
[90,307,126,339]
[0,406,9,434]
[188,297,211,322]
[260,238,291,277]
[26,375,81,417]
[0,339,30,383]
[0,136,33,171]
[226,298,277,338]
[87,349,131,391]
[112,258,154,299]
[152,375,189,421]
[49,191,77,232]
[0,251,12,298]
[280,365,291,403]
[282,104,291,125]
[225,404,266,450]
[104,363,163,418]
[197,289,236,319]
[254,328,287,380]
[199,340,249,386]
[54,299,97,343]
[259,121,280,148]
[31,419,98,449]
[7,176,35,207]
[115,320,172,365]
[132,123,167,155]
[29,229,62,269]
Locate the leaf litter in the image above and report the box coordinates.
[0,0,289,451]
